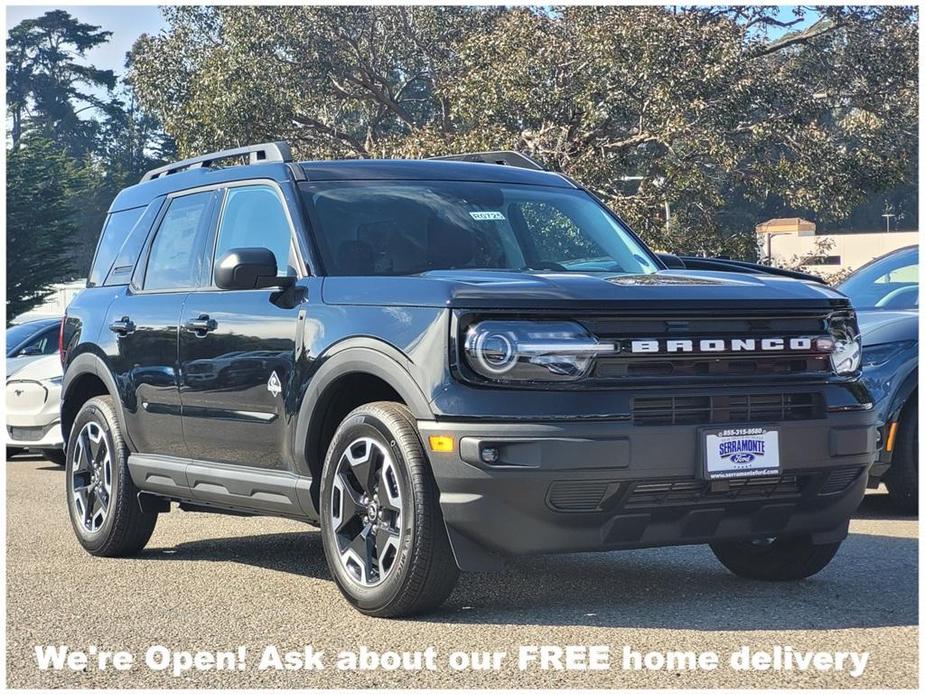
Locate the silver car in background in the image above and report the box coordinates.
[6,318,65,464]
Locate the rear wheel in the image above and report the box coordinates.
[710,535,842,581]
[885,398,918,515]
[320,401,458,617]
[66,396,157,556]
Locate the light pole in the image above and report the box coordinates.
[764,232,787,265]
[882,212,895,232]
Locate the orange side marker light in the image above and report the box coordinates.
[885,422,899,453]
[428,435,455,453]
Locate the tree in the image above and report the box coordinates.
[7,134,82,320]
[126,6,916,257]
[6,10,115,156]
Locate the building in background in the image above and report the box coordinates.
[756,218,918,279]
[10,280,85,324]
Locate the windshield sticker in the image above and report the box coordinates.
[469,211,506,221]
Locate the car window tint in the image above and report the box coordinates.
[16,327,57,356]
[88,206,145,287]
[144,192,214,290]
[215,186,295,278]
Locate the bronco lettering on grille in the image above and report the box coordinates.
[627,337,834,354]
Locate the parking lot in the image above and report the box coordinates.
[6,454,917,689]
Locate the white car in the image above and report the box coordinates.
[6,354,65,464]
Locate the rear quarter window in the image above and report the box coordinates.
[88,206,147,287]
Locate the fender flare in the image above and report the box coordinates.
[887,366,919,422]
[293,339,434,471]
[61,352,134,449]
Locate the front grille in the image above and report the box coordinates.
[7,424,51,442]
[632,392,824,426]
[626,475,801,508]
[581,309,835,384]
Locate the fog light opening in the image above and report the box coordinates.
[480,447,500,464]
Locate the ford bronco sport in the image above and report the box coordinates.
[60,142,877,617]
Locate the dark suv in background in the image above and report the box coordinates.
[61,143,877,617]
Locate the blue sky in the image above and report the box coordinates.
[6,5,167,77]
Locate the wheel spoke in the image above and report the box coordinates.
[77,429,93,471]
[83,487,97,527]
[375,524,399,563]
[378,463,401,511]
[334,475,364,532]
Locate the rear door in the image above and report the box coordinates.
[105,189,219,456]
[178,181,305,469]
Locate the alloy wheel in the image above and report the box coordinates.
[329,436,404,587]
[71,421,113,533]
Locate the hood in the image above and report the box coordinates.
[6,354,62,382]
[857,309,919,346]
[322,269,849,310]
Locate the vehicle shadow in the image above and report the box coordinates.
[141,501,916,631]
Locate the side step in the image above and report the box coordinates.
[128,454,316,520]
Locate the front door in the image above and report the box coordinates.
[178,183,305,469]
[106,189,219,456]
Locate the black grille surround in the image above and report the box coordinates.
[582,309,838,386]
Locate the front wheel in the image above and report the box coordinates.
[319,401,459,617]
[710,535,842,581]
[885,398,918,515]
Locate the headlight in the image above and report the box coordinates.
[829,312,862,375]
[43,375,63,386]
[463,320,613,382]
[861,341,915,368]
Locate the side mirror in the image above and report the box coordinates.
[20,345,43,356]
[214,248,295,290]
[656,252,687,269]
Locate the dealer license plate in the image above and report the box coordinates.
[704,427,780,480]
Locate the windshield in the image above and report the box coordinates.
[838,249,918,310]
[6,321,51,353]
[299,181,658,276]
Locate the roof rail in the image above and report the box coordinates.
[429,150,545,172]
[141,141,293,182]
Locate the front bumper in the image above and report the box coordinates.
[6,378,63,449]
[419,409,878,571]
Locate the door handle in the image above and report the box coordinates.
[184,314,217,337]
[109,316,135,336]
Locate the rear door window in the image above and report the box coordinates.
[143,192,216,291]
[88,206,146,286]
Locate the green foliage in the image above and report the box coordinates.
[6,134,82,319]
[6,9,115,156]
[5,11,175,288]
[129,6,917,257]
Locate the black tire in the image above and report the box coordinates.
[6,447,25,459]
[885,398,918,515]
[41,447,67,466]
[710,535,842,581]
[65,396,157,556]
[319,401,459,617]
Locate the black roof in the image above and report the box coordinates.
[297,159,574,187]
[111,157,574,212]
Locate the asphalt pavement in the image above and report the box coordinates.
[6,455,917,688]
